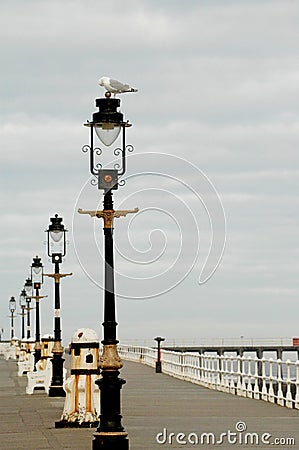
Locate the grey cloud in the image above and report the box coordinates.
[1,0,299,342]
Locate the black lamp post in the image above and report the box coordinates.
[154,337,165,373]
[9,296,16,340]
[19,289,27,339]
[44,213,72,397]
[31,256,45,368]
[24,277,32,339]
[79,90,138,450]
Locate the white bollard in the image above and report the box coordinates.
[18,339,28,362]
[26,334,66,394]
[55,328,100,428]
[0,341,10,356]
[4,336,20,361]
[18,338,35,376]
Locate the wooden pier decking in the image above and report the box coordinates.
[0,357,298,449]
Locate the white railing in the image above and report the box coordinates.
[121,337,297,348]
[119,345,157,368]
[119,346,299,410]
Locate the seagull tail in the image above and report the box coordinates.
[129,88,138,92]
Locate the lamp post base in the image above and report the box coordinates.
[49,385,66,397]
[155,361,162,373]
[34,346,41,370]
[49,349,66,397]
[92,432,129,450]
[56,419,98,428]
[93,344,129,449]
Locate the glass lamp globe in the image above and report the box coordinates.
[9,296,16,312]
[19,289,27,308]
[94,123,121,147]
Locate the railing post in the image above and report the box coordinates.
[200,354,204,385]
[236,355,242,396]
[256,348,263,392]
[180,353,185,380]
[224,355,229,391]
[285,360,293,408]
[217,351,224,391]
[268,358,274,403]
[215,355,221,390]
[206,355,211,388]
[229,356,235,394]
[253,356,260,399]
[261,357,268,401]
[277,359,284,406]
[241,356,247,397]
[246,357,253,398]
[202,354,207,386]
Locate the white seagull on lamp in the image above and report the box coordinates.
[98,76,138,96]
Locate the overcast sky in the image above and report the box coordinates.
[1,0,299,346]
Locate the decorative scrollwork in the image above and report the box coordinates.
[82,144,90,153]
[114,147,122,157]
[126,144,134,153]
[118,179,126,186]
[88,147,102,176]
[91,178,98,186]
[114,146,125,175]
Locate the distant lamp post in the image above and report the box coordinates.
[19,289,27,339]
[154,337,165,373]
[24,277,33,339]
[31,256,46,368]
[79,89,138,450]
[0,328,4,341]
[9,296,16,340]
[44,213,72,397]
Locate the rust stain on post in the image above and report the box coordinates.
[74,374,79,412]
[86,374,91,412]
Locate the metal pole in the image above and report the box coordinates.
[93,189,128,450]
[26,300,31,339]
[103,190,116,344]
[11,313,14,340]
[34,287,41,369]
[156,340,162,371]
[21,306,25,339]
[48,261,66,397]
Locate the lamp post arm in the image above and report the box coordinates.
[78,207,138,228]
[29,295,48,301]
[44,273,73,283]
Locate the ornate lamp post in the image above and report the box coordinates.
[79,89,138,450]
[9,296,16,340]
[19,289,27,339]
[24,277,33,339]
[44,214,72,397]
[31,256,46,368]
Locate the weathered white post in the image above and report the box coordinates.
[56,328,100,428]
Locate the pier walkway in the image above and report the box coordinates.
[0,357,298,449]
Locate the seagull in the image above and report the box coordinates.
[98,76,138,95]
